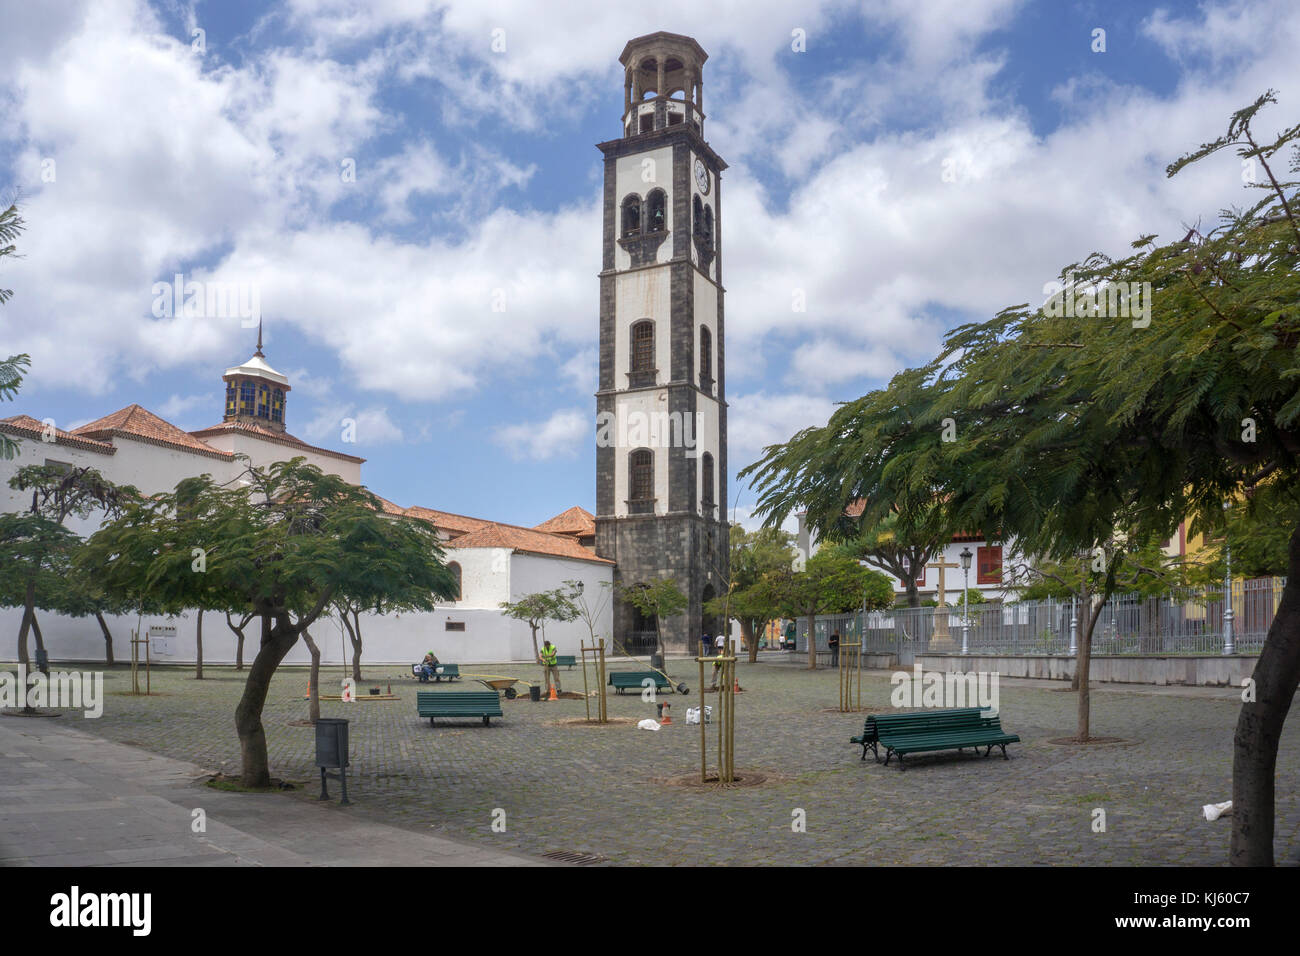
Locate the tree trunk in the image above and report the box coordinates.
[905,579,921,608]
[342,610,362,683]
[195,608,204,680]
[301,627,322,724]
[529,622,541,663]
[95,612,114,666]
[234,613,299,788]
[17,580,34,713]
[1230,524,1300,866]
[1076,589,1108,743]
[30,612,49,675]
[742,619,758,663]
[805,612,817,669]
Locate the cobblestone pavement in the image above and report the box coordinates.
[7,656,1298,866]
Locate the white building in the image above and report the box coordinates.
[0,334,612,667]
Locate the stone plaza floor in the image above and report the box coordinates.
[3,655,1297,866]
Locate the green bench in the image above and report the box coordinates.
[416,690,503,727]
[609,670,673,694]
[412,662,460,683]
[851,707,986,762]
[857,708,1020,770]
[556,655,577,670]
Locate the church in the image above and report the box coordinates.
[0,32,730,667]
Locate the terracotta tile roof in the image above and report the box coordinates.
[447,522,612,565]
[533,505,596,536]
[403,506,494,537]
[370,493,408,516]
[72,405,231,460]
[189,421,365,465]
[0,414,117,455]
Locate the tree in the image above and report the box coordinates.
[5,465,133,674]
[499,588,580,663]
[743,94,1300,865]
[81,458,459,787]
[771,548,893,669]
[617,578,688,659]
[0,354,31,461]
[40,549,138,666]
[224,609,255,671]
[704,525,798,662]
[563,579,612,650]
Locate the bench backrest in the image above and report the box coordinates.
[609,670,666,685]
[417,690,500,709]
[869,707,991,736]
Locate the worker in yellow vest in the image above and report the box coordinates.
[539,639,562,696]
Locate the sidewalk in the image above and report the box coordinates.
[0,717,548,867]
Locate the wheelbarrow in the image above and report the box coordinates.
[464,674,533,699]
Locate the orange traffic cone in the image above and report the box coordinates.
[548,683,558,701]
[661,702,672,724]
[733,677,743,693]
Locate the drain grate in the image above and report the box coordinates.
[542,849,607,866]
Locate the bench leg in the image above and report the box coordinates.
[429,717,436,727]
[883,748,892,767]
[483,716,490,726]
[984,744,992,757]
[1000,743,1008,760]
[896,752,905,772]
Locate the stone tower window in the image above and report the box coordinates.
[629,449,654,510]
[645,189,667,232]
[701,452,715,513]
[699,325,712,387]
[630,320,655,386]
[621,194,641,237]
[446,561,462,601]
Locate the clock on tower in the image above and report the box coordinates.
[594,32,730,654]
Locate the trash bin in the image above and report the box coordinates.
[314,718,350,804]
[529,684,541,702]
[650,652,665,670]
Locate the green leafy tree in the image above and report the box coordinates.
[81,458,459,787]
[744,94,1300,865]
[771,549,893,669]
[704,525,798,662]
[617,578,688,659]
[500,587,580,663]
[6,464,134,672]
[0,354,31,461]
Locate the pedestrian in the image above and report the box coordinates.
[700,632,711,658]
[539,639,562,696]
[829,631,840,668]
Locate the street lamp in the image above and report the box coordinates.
[1223,499,1235,656]
[959,547,973,655]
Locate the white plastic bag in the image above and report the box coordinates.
[685,705,713,725]
[1202,800,1232,821]
[637,718,661,731]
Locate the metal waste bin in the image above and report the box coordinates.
[650,652,665,671]
[529,684,541,702]
[315,718,350,804]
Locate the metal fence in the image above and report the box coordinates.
[792,578,1284,662]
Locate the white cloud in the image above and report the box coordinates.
[301,403,404,445]
[492,407,587,461]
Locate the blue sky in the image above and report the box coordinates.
[1,0,1297,528]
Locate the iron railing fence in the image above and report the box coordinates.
[787,578,1284,657]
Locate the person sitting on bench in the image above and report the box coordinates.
[419,651,440,682]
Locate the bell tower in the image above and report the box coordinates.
[595,32,729,653]
[222,320,290,432]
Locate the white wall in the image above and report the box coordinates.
[199,431,362,485]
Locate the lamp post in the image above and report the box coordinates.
[959,548,973,655]
[1223,499,1235,656]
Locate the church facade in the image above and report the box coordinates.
[594,32,731,654]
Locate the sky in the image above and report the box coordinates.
[1,0,1297,530]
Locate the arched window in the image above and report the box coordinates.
[703,204,714,249]
[646,189,667,232]
[631,320,655,375]
[446,561,462,601]
[621,194,641,237]
[629,449,654,504]
[699,325,712,386]
[693,195,703,239]
[701,452,715,511]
